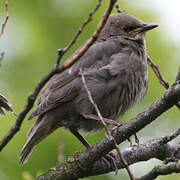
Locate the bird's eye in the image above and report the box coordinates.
[122,25,135,33]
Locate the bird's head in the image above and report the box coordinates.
[100,12,158,43]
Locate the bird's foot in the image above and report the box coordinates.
[101,152,118,175]
[127,137,133,147]
[107,121,124,134]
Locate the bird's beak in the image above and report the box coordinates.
[138,23,159,33]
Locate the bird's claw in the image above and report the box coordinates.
[101,152,118,175]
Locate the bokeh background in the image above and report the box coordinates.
[0,0,179,179]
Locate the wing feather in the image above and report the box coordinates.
[29,38,126,119]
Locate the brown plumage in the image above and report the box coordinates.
[20,12,158,164]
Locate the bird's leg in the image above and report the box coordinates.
[83,114,140,147]
[69,127,91,149]
[127,137,133,147]
[82,114,123,126]
[127,134,139,147]
[134,133,140,146]
[69,127,118,174]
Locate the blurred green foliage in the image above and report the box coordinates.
[0,0,179,180]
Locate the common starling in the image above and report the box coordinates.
[20,12,158,164]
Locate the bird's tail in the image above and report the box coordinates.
[19,141,33,165]
[19,117,55,165]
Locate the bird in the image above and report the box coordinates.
[20,11,158,164]
[0,94,16,115]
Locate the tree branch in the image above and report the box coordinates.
[0,0,117,151]
[136,163,180,180]
[85,130,180,177]
[35,72,180,179]
[0,0,9,37]
[35,128,180,179]
[62,0,102,54]
[147,57,180,109]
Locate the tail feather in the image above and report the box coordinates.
[19,119,53,165]
[19,143,33,165]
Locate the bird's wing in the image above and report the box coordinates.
[28,72,78,120]
[29,39,125,120]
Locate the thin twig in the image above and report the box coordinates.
[80,69,113,140]
[0,0,9,37]
[0,0,115,151]
[0,51,5,66]
[136,162,180,180]
[147,56,169,89]
[55,0,102,66]
[58,0,117,71]
[63,0,102,54]
[80,69,134,180]
[147,56,180,109]
[163,128,180,143]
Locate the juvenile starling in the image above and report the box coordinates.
[20,12,158,164]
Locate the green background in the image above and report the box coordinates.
[0,0,179,179]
